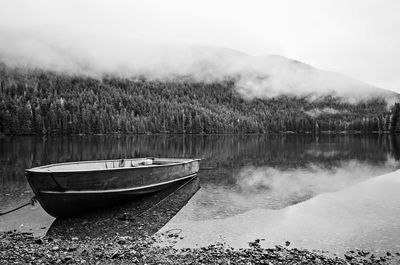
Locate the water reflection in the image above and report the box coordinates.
[0,204,54,237]
[188,159,399,220]
[161,171,400,255]
[47,176,199,240]
[1,134,400,254]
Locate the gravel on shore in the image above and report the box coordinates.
[2,231,400,264]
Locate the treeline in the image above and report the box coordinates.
[0,64,399,135]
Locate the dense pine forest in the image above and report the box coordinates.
[0,64,399,135]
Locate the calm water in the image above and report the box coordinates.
[1,134,400,255]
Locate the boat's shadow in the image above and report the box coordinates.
[46,176,200,240]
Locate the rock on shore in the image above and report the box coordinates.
[1,231,399,264]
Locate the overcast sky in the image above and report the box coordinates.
[0,0,399,92]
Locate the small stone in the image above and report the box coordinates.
[275,245,283,250]
[51,246,60,251]
[361,250,369,256]
[285,241,291,247]
[117,236,131,244]
[68,245,78,252]
[111,251,119,259]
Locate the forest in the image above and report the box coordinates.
[0,64,399,135]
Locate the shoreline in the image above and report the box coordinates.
[1,231,399,264]
[0,131,395,137]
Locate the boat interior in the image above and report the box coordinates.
[30,158,190,172]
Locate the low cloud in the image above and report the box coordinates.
[0,27,396,102]
[304,107,348,118]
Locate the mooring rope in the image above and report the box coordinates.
[0,196,36,216]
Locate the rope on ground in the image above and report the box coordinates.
[0,196,36,216]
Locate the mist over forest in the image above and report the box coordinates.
[0,62,398,135]
[0,28,397,99]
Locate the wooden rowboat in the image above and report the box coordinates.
[25,158,200,217]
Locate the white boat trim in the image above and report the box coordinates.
[26,158,201,173]
[39,173,198,194]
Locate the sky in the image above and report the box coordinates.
[0,0,399,92]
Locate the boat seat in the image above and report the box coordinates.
[130,159,153,167]
[104,159,153,169]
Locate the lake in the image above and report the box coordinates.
[1,134,400,256]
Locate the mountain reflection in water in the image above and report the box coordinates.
[161,170,400,255]
[187,159,398,220]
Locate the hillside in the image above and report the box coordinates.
[0,61,398,135]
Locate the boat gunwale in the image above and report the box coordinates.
[39,173,198,194]
[25,158,201,174]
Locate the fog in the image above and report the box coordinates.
[0,27,395,103]
[1,0,400,102]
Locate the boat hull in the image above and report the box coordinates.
[26,158,200,217]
